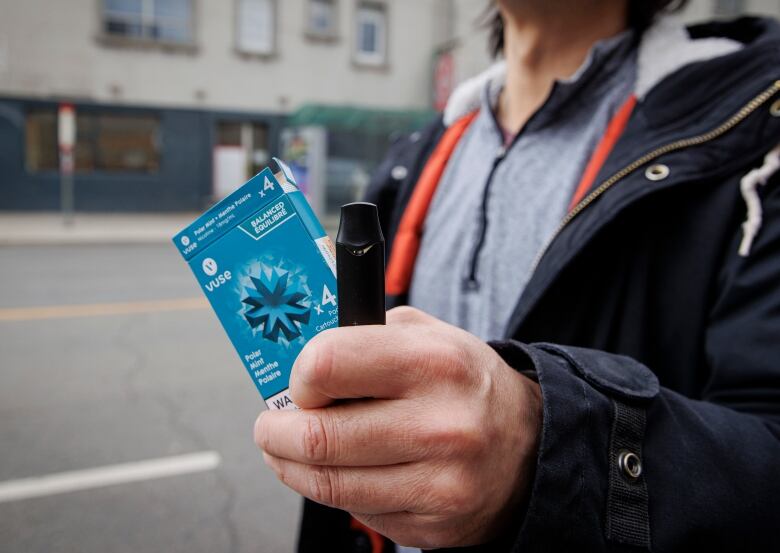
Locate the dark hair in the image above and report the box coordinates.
[487,0,690,58]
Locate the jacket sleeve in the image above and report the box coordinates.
[363,116,445,255]
[480,175,780,552]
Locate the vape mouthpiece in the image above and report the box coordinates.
[336,202,386,326]
[337,202,384,248]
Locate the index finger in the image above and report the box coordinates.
[289,323,435,408]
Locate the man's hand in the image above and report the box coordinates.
[254,306,542,549]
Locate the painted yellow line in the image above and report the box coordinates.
[0,297,209,322]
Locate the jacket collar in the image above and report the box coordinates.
[504,18,780,337]
[443,16,743,127]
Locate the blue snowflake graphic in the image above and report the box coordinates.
[242,267,311,342]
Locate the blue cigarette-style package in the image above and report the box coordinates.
[173,159,338,410]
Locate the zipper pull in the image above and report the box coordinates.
[495,145,507,162]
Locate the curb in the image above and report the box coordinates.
[0,213,196,247]
[0,214,340,246]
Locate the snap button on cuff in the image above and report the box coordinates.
[645,164,670,181]
[770,99,780,117]
[618,450,643,480]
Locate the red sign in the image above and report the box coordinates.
[58,103,76,174]
[434,50,455,112]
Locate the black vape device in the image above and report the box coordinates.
[336,202,386,326]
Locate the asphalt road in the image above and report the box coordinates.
[0,244,301,553]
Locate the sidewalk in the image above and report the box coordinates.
[0,213,198,246]
[0,212,341,245]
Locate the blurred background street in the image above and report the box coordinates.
[0,242,300,552]
[1,0,779,551]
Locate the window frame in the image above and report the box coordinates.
[353,1,387,68]
[234,0,278,58]
[96,0,198,52]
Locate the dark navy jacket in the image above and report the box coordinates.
[299,17,780,552]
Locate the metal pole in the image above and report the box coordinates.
[58,103,76,227]
[60,151,74,226]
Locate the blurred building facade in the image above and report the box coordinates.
[0,0,777,213]
[0,0,447,212]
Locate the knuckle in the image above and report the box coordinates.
[308,465,340,506]
[423,413,486,458]
[388,305,423,324]
[272,460,290,486]
[253,415,266,450]
[457,413,489,456]
[393,528,432,550]
[422,341,473,385]
[430,471,472,516]
[378,513,424,548]
[446,487,473,516]
[449,345,478,384]
[301,413,331,463]
[427,524,463,549]
[420,417,459,453]
[297,336,336,387]
[395,513,455,549]
[379,513,459,550]
[416,420,458,458]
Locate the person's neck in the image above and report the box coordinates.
[497,0,628,135]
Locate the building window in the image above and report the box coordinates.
[25,109,160,173]
[236,0,276,55]
[307,0,338,38]
[355,3,386,66]
[102,0,194,45]
[75,113,160,172]
[713,0,744,16]
[25,110,59,172]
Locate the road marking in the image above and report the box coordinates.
[0,297,208,322]
[0,451,221,504]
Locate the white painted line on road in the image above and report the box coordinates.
[0,451,221,504]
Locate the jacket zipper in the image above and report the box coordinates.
[529,79,780,273]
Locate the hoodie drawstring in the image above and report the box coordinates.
[738,144,780,257]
